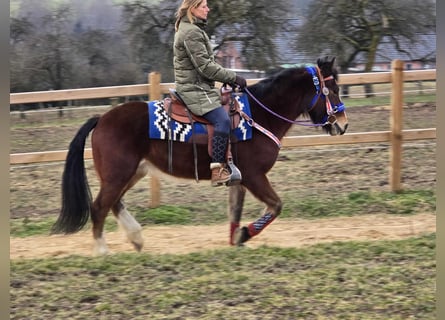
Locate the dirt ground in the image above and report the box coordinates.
[10,213,435,259]
[10,103,437,260]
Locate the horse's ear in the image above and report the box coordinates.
[317,56,336,72]
[317,56,336,68]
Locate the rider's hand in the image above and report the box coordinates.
[234,75,247,90]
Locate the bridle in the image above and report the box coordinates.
[235,65,346,148]
[305,66,345,126]
[244,66,345,128]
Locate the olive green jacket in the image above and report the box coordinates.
[173,16,236,115]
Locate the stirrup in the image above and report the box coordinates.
[226,158,242,186]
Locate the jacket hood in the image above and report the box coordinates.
[180,15,207,30]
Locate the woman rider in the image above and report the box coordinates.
[173,0,247,186]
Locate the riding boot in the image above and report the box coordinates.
[210,162,231,187]
[210,134,231,186]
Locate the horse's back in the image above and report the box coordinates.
[92,101,149,164]
[97,101,148,129]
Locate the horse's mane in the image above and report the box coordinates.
[247,67,307,97]
[247,62,339,98]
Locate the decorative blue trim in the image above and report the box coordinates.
[333,103,345,113]
[147,95,253,142]
[306,66,320,94]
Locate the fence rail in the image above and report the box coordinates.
[10,62,436,206]
[9,128,436,164]
[9,69,436,104]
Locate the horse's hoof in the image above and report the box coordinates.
[127,230,144,252]
[93,247,109,256]
[233,226,251,246]
[93,238,110,256]
[131,241,143,252]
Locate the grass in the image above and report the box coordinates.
[343,92,435,108]
[10,189,436,238]
[281,189,436,219]
[10,233,436,319]
[340,81,435,106]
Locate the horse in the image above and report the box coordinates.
[51,56,348,255]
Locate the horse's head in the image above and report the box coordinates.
[307,56,348,136]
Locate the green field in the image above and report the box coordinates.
[11,234,435,319]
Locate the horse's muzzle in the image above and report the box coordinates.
[329,111,348,136]
[325,120,348,136]
[335,122,348,135]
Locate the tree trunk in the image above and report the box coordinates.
[363,35,381,98]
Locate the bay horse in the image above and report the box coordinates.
[51,56,348,255]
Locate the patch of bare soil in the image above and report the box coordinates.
[10,213,435,260]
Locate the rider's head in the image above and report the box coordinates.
[175,0,210,31]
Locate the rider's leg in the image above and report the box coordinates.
[202,106,231,186]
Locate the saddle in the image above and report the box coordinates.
[163,86,242,146]
[162,86,242,182]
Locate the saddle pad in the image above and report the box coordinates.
[148,94,252,143]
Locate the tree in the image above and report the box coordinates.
[120,0,290,80]
[120,0,177,82]
[10,0,298,93]
[206,0,288,70]
[10,0,142,94]
[296,0,436,96]
[10,16,34,92]
[10,16,33,45]
[10,4,78,92]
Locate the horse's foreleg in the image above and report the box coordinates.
[228,185,246,245]
[234,177,282,246]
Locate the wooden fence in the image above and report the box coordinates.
[10,60,436,206]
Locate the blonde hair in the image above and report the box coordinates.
[175,0,204,31]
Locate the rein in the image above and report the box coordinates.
[244,87,322,127]
[239,66,345,148]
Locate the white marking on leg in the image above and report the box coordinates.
[94,236,109,256]
[116,207,144,251]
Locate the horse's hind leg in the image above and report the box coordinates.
[111,160,149,252]
[111,200,144,252]
[92,179,144,255]
[91,186,125,255]
[228,185,247,245]
[91,157,145,255]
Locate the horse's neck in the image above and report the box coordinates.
[251,90,305,139]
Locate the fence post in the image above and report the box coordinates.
[389,59,404,192]
[148,72,162,208]
[110,97,119,108]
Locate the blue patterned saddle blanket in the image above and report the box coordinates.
[148,94,252,143]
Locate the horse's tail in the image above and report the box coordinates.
[51,116,100,234]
